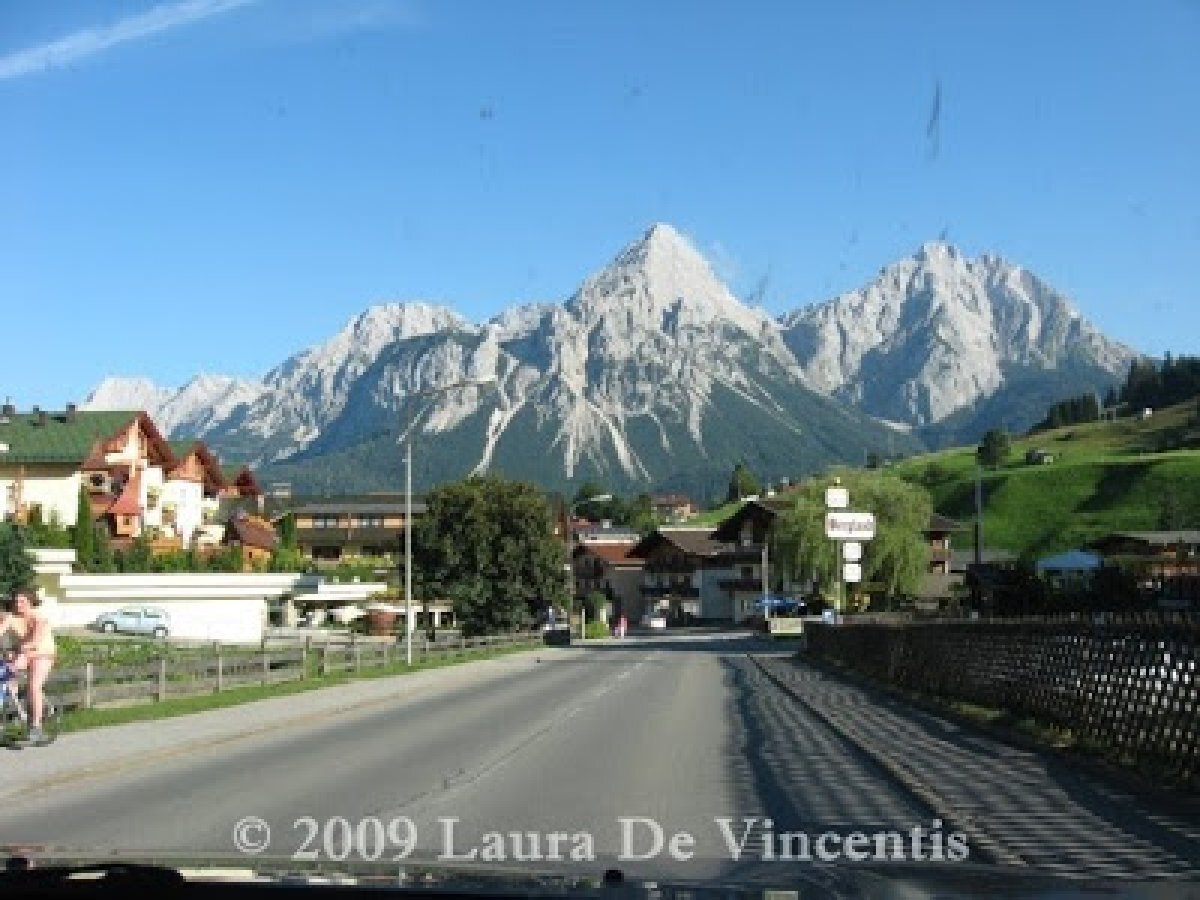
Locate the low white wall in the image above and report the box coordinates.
[46,573,304,644]
[29,558,396,645]
[52,596,267,644]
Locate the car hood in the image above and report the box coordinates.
[2,848,1194,898]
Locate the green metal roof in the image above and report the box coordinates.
[0,410,139,464]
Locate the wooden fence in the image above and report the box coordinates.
[47,632,540,713]
[805,612,1199,786]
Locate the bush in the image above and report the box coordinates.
[584,620,611,639]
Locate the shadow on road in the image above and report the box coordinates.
[763,654,1200,879]
[566,631,783,655]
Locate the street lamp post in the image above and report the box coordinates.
[402,378,496,666]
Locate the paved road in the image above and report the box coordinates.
[0,634,1197,885]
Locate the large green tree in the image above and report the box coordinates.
[415,475,568,635]
[771,471,932,600]
[0,523,35,598]
[976,428,1011,468]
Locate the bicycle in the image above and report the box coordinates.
[0,667,63,748]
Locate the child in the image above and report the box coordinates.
[0,650,25,725]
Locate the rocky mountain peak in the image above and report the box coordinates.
[567,222,768,338]
[780,239,1135,425]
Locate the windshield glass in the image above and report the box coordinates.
[1,0,1198,892]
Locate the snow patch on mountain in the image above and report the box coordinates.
[82,377,175,417]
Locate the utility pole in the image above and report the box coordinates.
[762,539,770,625]
[404,432,413,665]
[974,466,983,567]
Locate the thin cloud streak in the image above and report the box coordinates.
[0,0,257,82]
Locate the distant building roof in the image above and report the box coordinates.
[106,472,142,517]
[288,495,427,516]
[574,542,645,567]
[1102,530,1200,547]
[227,513,278,551]
[927,513,966,533]
[0,409,142,465]
[710,499,782,543]
[630,527,730,559]
[651,494,694,506]
[575,526,641,542]
[950,548,1017,572]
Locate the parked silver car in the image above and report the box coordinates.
[93,606,171,638]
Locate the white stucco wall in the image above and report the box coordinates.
[162,478,203,545]
[1,470,82,526]
[140,465,165,532]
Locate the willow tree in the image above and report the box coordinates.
[770,470,932,600]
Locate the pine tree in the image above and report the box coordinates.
[726,463,762,503]
[93,524,115,573]
[73,485,95,570]
[277,512,298,551]
[0,523,35,598]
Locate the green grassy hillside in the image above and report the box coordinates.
[891,398,1200,557]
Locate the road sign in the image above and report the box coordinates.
[825,486,849,509]
[842,541,862,562]
[843,562,862,583]
[825,511,876,540]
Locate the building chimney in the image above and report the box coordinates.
[1,399,14,418]
[66,402,77,422]
[32,406,47,426]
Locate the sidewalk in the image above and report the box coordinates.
[0,646,549,801]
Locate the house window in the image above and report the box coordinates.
[355,515,383,528]
[741,566,754,579]
[313,515,339,529]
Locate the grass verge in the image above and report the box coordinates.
[58,641,540,733]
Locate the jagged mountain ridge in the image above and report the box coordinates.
[84,226,1135,494]
[780,241,1134,428]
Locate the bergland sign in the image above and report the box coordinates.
[824,511,876,541]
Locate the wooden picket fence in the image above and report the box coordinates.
[806,612,1200,786]
[46,632,540,713]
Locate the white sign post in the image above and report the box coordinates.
[823,480,875,613]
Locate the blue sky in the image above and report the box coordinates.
[2,0,1198,405]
